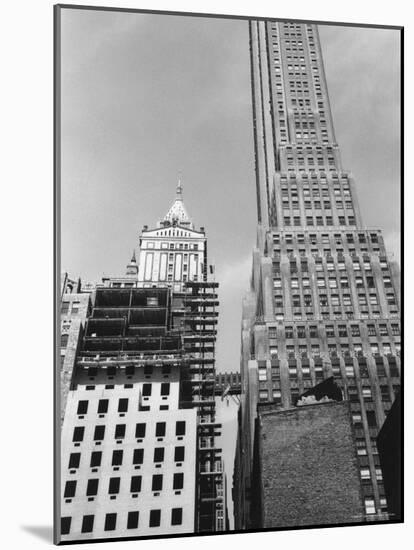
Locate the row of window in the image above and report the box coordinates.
[145,241,199,250]
[281,200,353,210]
[281,215,356,226]
[274,232,380,245]
[64,473,184,499]
[82,364,173,378]
[274,323,400,339]
[271,312,399,323]
[61,508,183,535]
[275,274,391,290]
[76,398,180,420]
[279,168,346,179]
[75,392,172,411]
[267,356,399,378]
[76,382,172,397]
[67,446,185,470]
[268,344,400,360]
[61,301,81,315]
[72,423,186,443]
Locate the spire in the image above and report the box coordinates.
[125,249,138,277]
[162,176,193,229]
[176,176,183,200]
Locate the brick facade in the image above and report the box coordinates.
[255,401,364,528]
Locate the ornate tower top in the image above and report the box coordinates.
[161,178,193,229]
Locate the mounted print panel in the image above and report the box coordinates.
[55,5,402,545]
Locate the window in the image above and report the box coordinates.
[135,423,146,438]
[369,295,378,305]
[73,427,84,443]
[142,383,152,396]
[360,468,371,480]
[175,446,185,462]
[376,468,383,481]
[133,449,144,465]
[328,278,337,288]
[144,365,153,376]
[356,440,367,456]
[104,513,117,531]
[350,325,360,337]
[115,424,126,440]
[365,498,376,515]
[61,334,69,348]
[154,448,165,463]
[352,413,362,425]
[171,508,183,526]
[273,278,282,288]
[77,400,88,415]
[81,515,94,533]
[108,477,120,495]
[112,450,123,466]
[367,325,376,336]
[130,475,142,493]
[258,366,267,381]
[97,399,109,414]
[153,422,166,438]
[86,479,99,497]
[380,385,391,401]
[127,511,139,529]
[176,421,186,436]
[366,410,377,427]
[173,473,184,490]
[94,425,105,441]
[152,474,163,492]
[61,517,71,535]
[362,388,372,400]
[149,510,161,528]
[118,398,128,413]
[160,383,170,396]
[90,451,102,468]
[64,480,77,498]
[345,366,354,377]
[68,453,80,469]
[61,301,70,314]
[71,302,80,313]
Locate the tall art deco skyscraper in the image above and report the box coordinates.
[234,21,401,529]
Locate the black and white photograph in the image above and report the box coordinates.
[54,4,402,545]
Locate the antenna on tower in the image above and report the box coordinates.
[176,170,183,199]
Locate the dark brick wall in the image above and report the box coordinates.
[257,401,365,528]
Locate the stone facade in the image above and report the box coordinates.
[234,21,401,529]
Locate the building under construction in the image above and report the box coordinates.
[59,183,225,541]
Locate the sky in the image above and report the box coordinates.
[61,10,401,377]
[60,9,401,528]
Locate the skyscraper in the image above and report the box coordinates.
[60,184,224,541]
[234,20,401,529]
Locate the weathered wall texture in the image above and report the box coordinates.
[258,401,364,528]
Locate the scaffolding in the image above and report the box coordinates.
[171,281,224,532]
